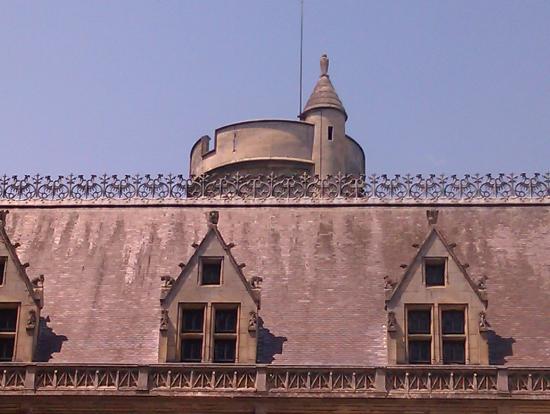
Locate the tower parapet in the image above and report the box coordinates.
[189,55,365,177]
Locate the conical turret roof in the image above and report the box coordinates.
[301,54,347,120]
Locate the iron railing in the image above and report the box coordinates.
[0,172,548,201]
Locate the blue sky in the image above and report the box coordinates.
[0,0,548,175]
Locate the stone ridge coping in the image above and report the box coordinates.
[1,364,549,398]
[0,198,549,208]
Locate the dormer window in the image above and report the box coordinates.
[159,211,259,364]
[386,226,489,365]
[0,257,6,285]
[0,307,18,361]
[424,257,446,287]
[200,258,222,285]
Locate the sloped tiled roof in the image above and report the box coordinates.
[4,204,550,365]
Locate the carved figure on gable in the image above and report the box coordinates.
[208,210,219,225]
[479,311,489,332]
[31,274,45,288]
[250,275,263,289]
[160,310,169,331]
[387,312,397,332]
[248,311,258,332]
[426,209,439,225]
[160,275,174,289]
[477,275,488,290]
[384,275,396,291]
[26,310,37,330]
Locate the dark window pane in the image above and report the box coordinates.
[408,340,431,364]
[0,257,6,285]
[425,260,445,286]
[408,310,431,334]
[328,126,334,141]
[0,309,17,332]
[215,309,238,333]
[443,340,466,364]
[181,339,203,362]
[442,310,465,334]
[181,308,204,333]
[213,339,236,363]
[0,337,14,361]
[201,260,221,285]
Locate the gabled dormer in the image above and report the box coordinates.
[0,211,43,362]
[159,211,260,363]
[385,210,489,365]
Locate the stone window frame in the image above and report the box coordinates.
[0,256,6,286]
[405,303,469,365]
[406,304,433,364]
[199,256,224,286]
[211,303,240,363]
[423,256,447,287]
[178,303,207,363]
[0,303,19,362]
[439,304,468,364]
[177,302,241,363]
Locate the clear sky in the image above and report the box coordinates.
[1,0,548,176]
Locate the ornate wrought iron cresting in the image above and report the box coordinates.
[0,173,548,201]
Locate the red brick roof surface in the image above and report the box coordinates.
[4,205,549,365]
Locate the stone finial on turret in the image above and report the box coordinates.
[320,54,329,77]
[300,54,347,119]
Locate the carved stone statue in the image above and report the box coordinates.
[250,275,263,289]
[208,210,219,225]
[160,275,174,289]
[248,311,258,332]
[479,311,489,332]
[160,310,169,331]
[31,274,45,288]
[26,310,37,330]
[426,209,439,225]
[477,275,488,290]
[384,275,396,291]
[387,312,397,332]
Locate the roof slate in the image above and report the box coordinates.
[4,205,550,365]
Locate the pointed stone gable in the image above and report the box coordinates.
[158,211,260,363]
[161,213,259,307]
[0,210,42,362]
[0,211,42,307]
[386,227,487,306]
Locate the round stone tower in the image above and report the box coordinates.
[189,55,365,177]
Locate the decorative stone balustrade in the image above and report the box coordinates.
[1,365,549,398]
